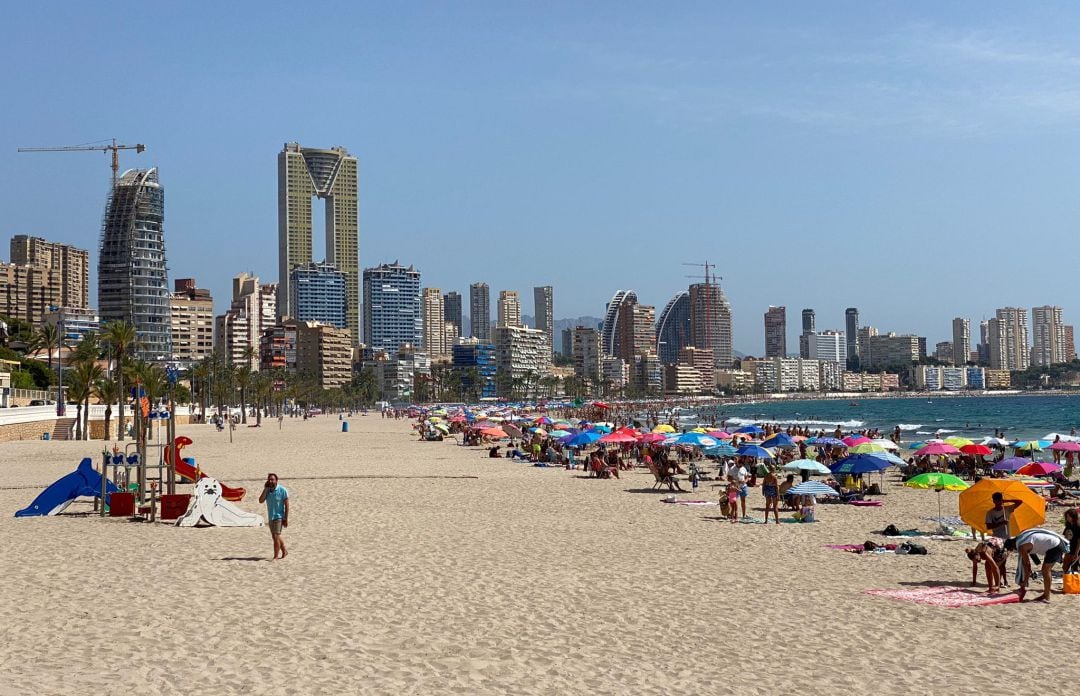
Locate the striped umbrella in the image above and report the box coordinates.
[787,481,839,497]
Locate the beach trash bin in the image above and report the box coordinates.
[160,494,192,520]
[42,432,50,440]
[342,421,349,433]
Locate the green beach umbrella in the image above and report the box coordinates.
[905,473,970,526]
[850,443,886,454]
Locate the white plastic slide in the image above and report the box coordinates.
[176,477,264,528]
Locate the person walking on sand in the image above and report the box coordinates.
[1007,528,1070,602]
[258,473,290,560]
[762,469,780,525]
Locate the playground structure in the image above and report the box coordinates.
[16,434,252,526]
[165,436,246,502]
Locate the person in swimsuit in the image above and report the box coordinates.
[762,470,780,525]
[966,538,1004,593]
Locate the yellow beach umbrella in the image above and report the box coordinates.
[652,424,676,433]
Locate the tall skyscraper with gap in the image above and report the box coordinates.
[470,282,490,340]
[277,143,359,342]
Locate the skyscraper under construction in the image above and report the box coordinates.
[98,168,171,360]
[277,143,359,342]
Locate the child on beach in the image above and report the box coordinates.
[724,482,740,522]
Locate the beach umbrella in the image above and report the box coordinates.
[690,427,709,434]
[598,431,637,444]
[707,430,733,439]
[548,430,572,439]
[959,444,992,456]
[943,437,975,448]
[652,424,676,433]
[591,423,613,433]
[501,424,524,439]
[991,456,1031,472]
[480,427,509,438]
[703,443,739,457]
[591,401,610,409]
[534,416,554,425]
[831,454,891,475]
[1012,440,1050,452]
[762,433,796,448]
[432,422,450,433]
[914,443,961,457]
[809,437,844,448]
[842,435,872,447]
[787,481,839,497]
[473,420,499,430]
[1050,441,1080,453]
[981,437,1011,447]
[735,425,765,435]
[563,431,602,447]
[783,459,831,475]
[736,444,773,460]
[849,443,886,454]
[639,432,667,444]
[867,451,907,467]
[959,479,1046,536]
[905,472,970,522]
[674,432,718,448]
[1016,461,1062,477]
[870,439,900,450]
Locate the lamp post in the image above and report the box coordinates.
[51,306,65,417]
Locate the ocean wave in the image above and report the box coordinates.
[722,416,866,429]
[896,424,923,431]
[916,431,933,435]
[934,429,957,434]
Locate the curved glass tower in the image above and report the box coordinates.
[99,168,171,360]
[655,291,690,364]
[600,290,637,357]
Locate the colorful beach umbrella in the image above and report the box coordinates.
[562,431,602,447]
[831,454,891,475]
[598,431,637,444]
[943,437,975,448]
[703,443,739,457]
[914,443,961,457]
[959,479,1046,536]
[652,424,676,433]
[849,443,886,454]
[735,425,765,435]
[1016,461,1062,477]
[841,436,872,447]
[762,433,796,448]
[707,430,733,439]
[809,437,844,448]
[904,473,969,491]
[869,439,900,451]
[991,456,1032,472]
[674,432,718,448]
[736,444,773,460]
[959,444,992,456]
[1050,441,1080,453]
[480,427,509,438]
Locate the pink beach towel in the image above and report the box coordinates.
[865,586,1021,607]
[659,499,718,506]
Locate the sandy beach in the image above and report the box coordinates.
[1,415,1078,695]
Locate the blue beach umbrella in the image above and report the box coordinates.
[809,437,844,448]
[675,432,718,448]
[787,481,840,497]
[736,444,774,460]
[562,431,602,447]
[735,425,765,435]
[992,456,1032,472]
[761,433,796,448]
[867,451,907,467]
[704,443,739,457]
[830,454,891,476]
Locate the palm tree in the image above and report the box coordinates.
[66,377,90,440]
[102,321,137,441]
[93,377,120,440]
[235,365,252,424]
[37,323,59,374]
[191,359,210,422]
[70,360,103,440]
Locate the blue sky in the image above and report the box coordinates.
[3,2,1080,354]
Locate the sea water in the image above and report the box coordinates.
[686,394,1080,443]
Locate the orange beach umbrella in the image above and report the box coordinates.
[958,479,1046,536]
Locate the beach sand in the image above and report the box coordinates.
[1,415,1078,695]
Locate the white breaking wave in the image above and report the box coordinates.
[897,424,923,431]
[934,429,958,434]
[722,416,865,429]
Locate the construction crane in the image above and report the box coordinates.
[683,261,721,353]
[17,138,146,189]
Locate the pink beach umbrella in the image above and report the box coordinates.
[842,436,872,447]
[1050,441,1080,453]
[707,430,733,439]
[640,432,667,444]
[598,431,638,444]
[915,443,961,457]
[1016,461,1063,477]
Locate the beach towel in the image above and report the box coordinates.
[659,499,718,506]
[849,500,883,507]
[865,586,1020,607]
[825,543,897,553]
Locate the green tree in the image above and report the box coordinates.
[102,321,137,440]
[93,377,120,440]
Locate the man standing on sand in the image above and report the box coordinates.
[258,473,289,560]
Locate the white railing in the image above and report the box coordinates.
[0,404,193,426]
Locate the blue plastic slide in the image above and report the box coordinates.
[15,458,119,517]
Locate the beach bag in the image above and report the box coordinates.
[899,542,927,555]
[1064,574,1080,595]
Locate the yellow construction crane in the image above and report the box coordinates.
[17,138,146,189]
